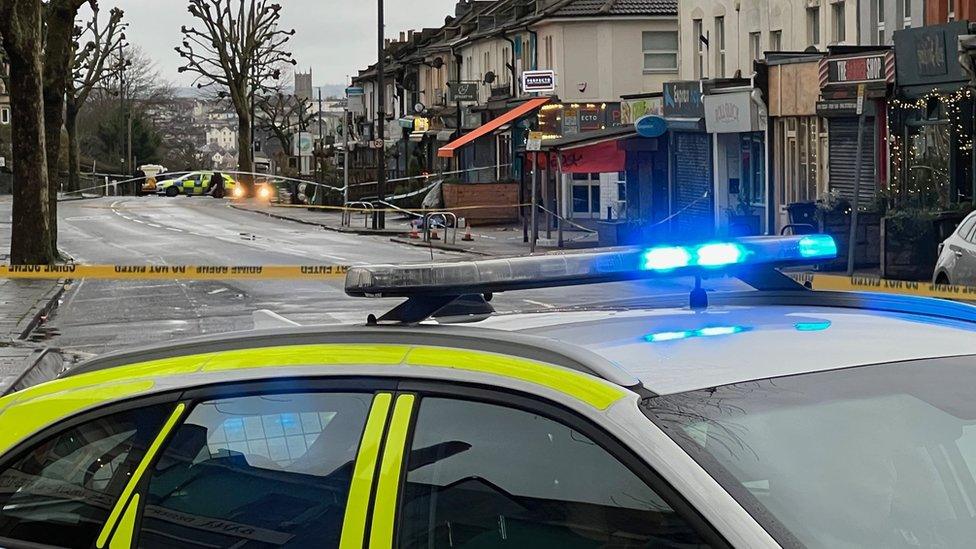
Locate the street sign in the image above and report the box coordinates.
[526,131,543,152]
[634,115,667,138]
[293,132,314,156]
[370,139,385,149]
[856,84,866,115]
[449,81,479,102]
[521,70,556,93]
[345,86,365,97]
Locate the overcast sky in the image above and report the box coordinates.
[102,0,458,87]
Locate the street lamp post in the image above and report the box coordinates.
[375,0,386,229]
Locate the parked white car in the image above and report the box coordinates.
[933,211,976,285]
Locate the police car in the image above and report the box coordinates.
[2,235,976,548]
[156,172,236,197]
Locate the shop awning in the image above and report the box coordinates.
[438,97,550,158]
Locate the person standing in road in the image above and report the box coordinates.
[208,171,226,198]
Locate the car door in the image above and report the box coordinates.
[370,382,728,549]
[108,377,396,549]
[956,222,976,284]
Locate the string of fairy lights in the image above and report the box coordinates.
[887,87,974,208]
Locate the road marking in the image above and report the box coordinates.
[523,299,556,309]
[165,227,183,232]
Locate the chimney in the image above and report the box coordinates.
[456,0,471,18]
[408,29,415,41]
[399,31,406,42]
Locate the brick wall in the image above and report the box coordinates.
[926,0,976,25]
[442,181,519,226]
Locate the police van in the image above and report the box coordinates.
[1,235,975,548]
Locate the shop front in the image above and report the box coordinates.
[817,49,895,205]
[892,21,975,210]
[704,87,769,236]
[767,54,827,233]
[664,81,714,240]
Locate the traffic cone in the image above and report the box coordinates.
[409,225,420,239]
[430,228,440,240]
[462,225,474,241]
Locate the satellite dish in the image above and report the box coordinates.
[414,102,426,114]
[483,71,496,84]
[431,57,444,69]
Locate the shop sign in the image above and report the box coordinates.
[825,54,888,84]
[894,21,969,87]
[579,107,601,131]
[413,117,430,132]
[449,81,479,102]
[635,115,667,138]
[816,99,859,116]
[663,81,704,118]
[704,92,759,133]
[521,70,556,93]
[621,97,663,124]
[526,131,543,152]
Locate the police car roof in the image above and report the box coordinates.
[477,300,976,394]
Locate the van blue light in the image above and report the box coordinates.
[644,325,748,343]
[794,321,832,332]
[798,235,838,259]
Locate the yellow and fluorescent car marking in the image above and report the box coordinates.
[0,344,626,458]
[109,494,141,549]
[340,393,393,549]
[404,347,626,410]
[96,402,186,548]
[370,394,415,549]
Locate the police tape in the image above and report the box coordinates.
[0,265,351,280]
[792,273,976,301]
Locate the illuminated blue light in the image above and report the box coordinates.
[644,325,749,343]
[645,330,694,342]
[798,235,838,259]
[642,246,692,271]
[794,321,832,332]
[696,243,747,267]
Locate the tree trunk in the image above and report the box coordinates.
[0,0,56,264]
[42,0,80,257]
[65,99,80,193]
[237,111,254,193]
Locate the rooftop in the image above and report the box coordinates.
[551,0,678,17]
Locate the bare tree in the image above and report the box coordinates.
[176,0,296,192]
[256,89,313,154]
[43,0,91,257]
[0,0,56,263]
[65,5,124,191]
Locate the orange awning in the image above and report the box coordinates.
[437,97,550,158]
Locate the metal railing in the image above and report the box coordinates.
[423,212,458,244]
[341,202,375,228]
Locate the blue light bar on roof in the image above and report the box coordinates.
[345,234,838,298]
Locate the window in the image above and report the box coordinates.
[544,35,553,70]
[957,215,976,240]
[500,46,510,84]
[877,0,886,44]
[0,404,172,547]
[715,17,726,78]
[398,398,712,548]
[770,30,782,51]
[0,107,8,125]
[693,19,704,78]
[138,392,374,548]
[903,0,912,27]
[749,32,762,63]
[833,2,846,43]
[483,51,491,82]
[642,30,678,72]
[949,0,956,21]
[808,6,821,46]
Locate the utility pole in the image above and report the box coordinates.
[374,0,386,228]
[343,102,350,205]
[118,40,125,176]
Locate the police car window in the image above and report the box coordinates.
[398,397,711,548]
[137,392,372,549]
[0,403,172,547]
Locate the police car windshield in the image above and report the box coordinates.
[646,355,976,549]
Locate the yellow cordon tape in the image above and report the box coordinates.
[793,273,976,301]
[0,264,350,280]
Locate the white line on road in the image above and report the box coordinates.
[165,227,183,232]
[523,299,556,309]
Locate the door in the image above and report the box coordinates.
[949,216,976,283]
[828,117,876,204]
[373,384,725,548]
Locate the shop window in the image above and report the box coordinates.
[642,31,678,72]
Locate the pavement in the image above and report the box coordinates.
[0,197,68,394]
[232,201,601,256]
